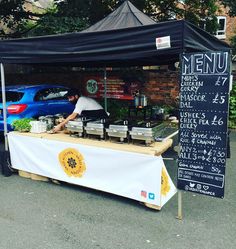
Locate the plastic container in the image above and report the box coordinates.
[30,121,47,133]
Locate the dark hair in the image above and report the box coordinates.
[66,88,81,97]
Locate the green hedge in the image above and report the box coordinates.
[229,83,236,129]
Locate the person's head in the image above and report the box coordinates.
[66,88,81,104]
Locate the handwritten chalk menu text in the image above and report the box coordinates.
[177,51,230,198]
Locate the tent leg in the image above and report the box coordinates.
[176,190,183,220]
[0,63,8,151]
[104,68,107,112]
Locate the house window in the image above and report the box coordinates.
[216,16,226,39]
[199,20,206,30]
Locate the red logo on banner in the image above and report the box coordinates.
[141,190,147,198]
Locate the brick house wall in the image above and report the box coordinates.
[225,16,236,42]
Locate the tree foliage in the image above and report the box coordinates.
[54,0,118,25]
[19,6,89,37]
[54,0,220,32]
[220,0,236,16]
[0,0,235,38]
[0,0,45,37]
[181,0,219,32]
[52,0,221,34]
[230,35,236,55]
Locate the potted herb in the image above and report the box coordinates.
[12,118,33,132]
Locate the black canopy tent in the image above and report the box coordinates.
[0,20,231,66]
[0,19,231,152]
[81,0,156,32]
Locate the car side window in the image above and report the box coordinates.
[34,88,68,101]
[0,91,24,102]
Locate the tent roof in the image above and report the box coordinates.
[0,20,231,67]
[82,0,156,33]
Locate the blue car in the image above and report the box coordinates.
[0,84,75,131]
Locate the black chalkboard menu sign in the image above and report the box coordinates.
[177,51,230,198]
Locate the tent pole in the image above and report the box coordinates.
[104,68,108,112]
[0,63,8,151]
[176,190,183,220]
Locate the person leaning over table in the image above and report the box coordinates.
[53,88,108,132]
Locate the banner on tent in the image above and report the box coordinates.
[84,76,141,100]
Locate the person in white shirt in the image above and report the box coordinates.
[53,89,108,132]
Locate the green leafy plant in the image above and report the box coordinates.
[11,118,33,132]
[229,83,236,129]
[105,99,129,120]
[161,105,175,114]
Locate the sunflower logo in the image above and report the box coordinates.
[58,148,86,177]
[161,168,170,196]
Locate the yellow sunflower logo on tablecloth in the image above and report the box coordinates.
[58,148,86,177]
[161,168,170,196]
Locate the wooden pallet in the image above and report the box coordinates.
[18,170,49,182]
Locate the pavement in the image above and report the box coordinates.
[0,132,235,249]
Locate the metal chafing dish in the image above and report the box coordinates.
[130,121,170,145]
[38,113,66,131]
[84,119,108,139]
[154,119,179,146]
[38,115,55,131]
[130,120,179,146]
[65,117,93,137]
[106,120,129,142]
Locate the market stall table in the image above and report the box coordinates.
[8,131,177,210]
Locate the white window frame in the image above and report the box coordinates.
[216,16,226,40]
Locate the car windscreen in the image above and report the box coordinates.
[0,91,24,102]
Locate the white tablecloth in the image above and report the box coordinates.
[8,132,177,208]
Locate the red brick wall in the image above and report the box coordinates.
[225,16,236,42]
[144,71,179,106]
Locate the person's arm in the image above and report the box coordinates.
[53,112,78,132]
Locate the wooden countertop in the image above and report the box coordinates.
[10,131,173,156]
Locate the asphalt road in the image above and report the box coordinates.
[0,132,235,249]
